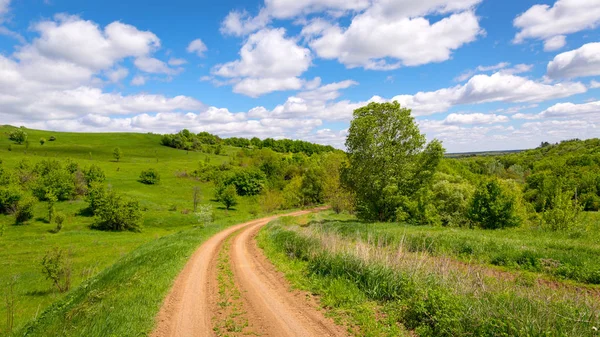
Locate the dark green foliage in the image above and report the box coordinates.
[139,168,161,185]
[53,212,66,233]
[468,180,520,229]
[33,166,76,201]
[14,194,35,224]
[224,168,265,196]
[86,182,106,215]
[0,187,21,217]
[39,138,46,146]
[48,135,56,141]
[9,128,28,144]
[216,184,238,210]
[92,190,142,231]
[84,164,105,186]
[344,101,444,221]
[113,147,122,162]
[161,129,336,155]
[300,166,325,205]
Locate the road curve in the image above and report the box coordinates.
[151,208,346,337]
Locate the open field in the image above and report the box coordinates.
[0,126,267,335]
[258,212,600,336]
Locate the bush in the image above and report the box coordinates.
[217,184,238,210]
[39,138,46,146]
[83,165,106,186]
[468,179,521,229]
[9,129,27,144]
[49,135,56,141]
[139,168,161,185]
[33,168,75,201]
[224,168,266,196]
[86,182,106,215]
[41,248,72,292]
[92,190,142,231]
[0,184,21,215]
[15,194,36,224]
[542,190,582,231]
[53,212,66,233]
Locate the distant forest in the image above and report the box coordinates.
[161,129,336,155]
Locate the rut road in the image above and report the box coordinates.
[151,208,347,337]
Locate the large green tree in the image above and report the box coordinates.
[344,101,444,221]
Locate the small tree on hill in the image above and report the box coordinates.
[219,185,238,210]
[113,147,122,162]
[468,179,521,229]
[9,129,27,144]
[139,168,161,184]
[39,138,46,146]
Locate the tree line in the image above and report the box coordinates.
[161,130,336,155]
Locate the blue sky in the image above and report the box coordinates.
[0,0,599,152]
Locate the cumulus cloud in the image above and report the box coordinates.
[308,9,482,69]
[220,9,270,36]
[187,38,207,56]
[106,67,129,83]
[168,57,187,66]
[547,42,600,79]
[212,28,312,96]
[392,72,586,116]
[0,0,11,22]
[134,57,182,75]
[130,75,146,86]
[513,0,600,50]
[591,80,600,88]
[443,113,509,125]
[454,62,532,82]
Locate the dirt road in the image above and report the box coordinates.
[151,209,347,337]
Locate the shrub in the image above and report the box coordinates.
[15,194,36,224]
[53,212,66,233]
[33,168,75,201]
[8,129,27,144]
[0,184,21,215]
[49,135,56,141]
[224,168,265,196]
[93,190,142,231]
[39,138,46,146]
[259,189,284,213]
[468,179,521,229]
[86,182,106,215]
[217,184,238,210]
[41,248,72,292]
[46,191,57,222]
[113,147,122,162]
[139,168,161,185]
[542,190,582,231]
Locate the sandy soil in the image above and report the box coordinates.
[151,208,347,337]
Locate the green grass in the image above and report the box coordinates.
[313,212,600,285]
[0,126,264,336]
[260,214,600,336]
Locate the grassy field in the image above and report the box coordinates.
[258,212,600,336]
[0,126,264,336]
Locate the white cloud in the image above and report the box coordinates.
[547,42,600,79]
[131,75,146,86]
[514,0,600,50]
[0,0,10,22]
[106,67,129,83]
[28,14,160,71]
[213,28,312,96]
[543,35,566,51]
[591,80,600,88]
[540,100,600,118]
[220,9,270,36]
[455,62,529,82]
[265,0,370,19]
[187,38,207,56]
[392,72,586,116]
[168,57,187,66]
[134,57,181,75]
[444,113,509,125]
[309,9,482,69]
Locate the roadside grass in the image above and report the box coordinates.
[18,218,241,336]
[0,126,260,335]
[259,215,600,336]
[315,212,600,285]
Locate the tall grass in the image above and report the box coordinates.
[261,220,600,337]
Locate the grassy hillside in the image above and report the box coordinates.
[0,126,266,335]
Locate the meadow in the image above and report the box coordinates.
[259,212,600,336]
[0,126,266,335]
